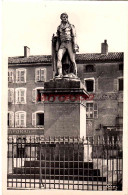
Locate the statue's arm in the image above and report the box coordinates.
[55,27,60,52]
[71,24,79,53]
[71,25,76,44]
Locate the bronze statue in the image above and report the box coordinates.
[52,13,79,78]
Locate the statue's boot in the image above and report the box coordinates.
[56,68,63,78]
[72,63,77,76]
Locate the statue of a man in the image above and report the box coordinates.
[53,13,79,77]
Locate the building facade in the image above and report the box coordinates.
[8,41,123,138]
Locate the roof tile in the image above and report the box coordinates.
[8,52,123,64]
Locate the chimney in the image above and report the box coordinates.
[101,40,108,55]
[24,46,30,57]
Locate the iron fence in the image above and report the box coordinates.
[7,135,122,190]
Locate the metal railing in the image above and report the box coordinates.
[7,135,122,190]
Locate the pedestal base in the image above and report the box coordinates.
[42,78,89,138]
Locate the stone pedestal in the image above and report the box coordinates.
[42,78,89,138]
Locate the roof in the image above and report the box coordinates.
[8,52,123,64]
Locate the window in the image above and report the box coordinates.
[8,70,14,83]
[8,88,14,103]
[32,111,44,127]
[35,68,46,82]
[32,87,44,103]
[85,65,95,72]
[86,120,93,136]
[84,78,95,92]
[114,78,123,91]
[119,78,123,91]
[16,69,26,83]
[86,102,98,118]
[118,102,123,117]
[15,111,26,127]
[8,112,14,127]
[16,138,26,158]
[15,88,26,104]
[37,113,44,125]
[37,89,42,102]
[86,103,93,118]
[119,64,123,71]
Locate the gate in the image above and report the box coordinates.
[7,136,122,190]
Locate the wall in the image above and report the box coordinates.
[8,63,52,130]
[77,61,123,136]
[8,58,123,137]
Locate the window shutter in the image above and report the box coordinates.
[16,70,18,82]
[94,102,98,118]
[8,89,11,102]
[17,70,20,82]
[114,79,118,91]
[24,69,26,83]
[9,112,14,127]
[86,103,88,118]
[16,70,17,82]
[24,112,26,127]
[20,113,25,127]
[17,90,20,103]
[36,69,40,82]
[8,71,13,82]
[8,89,14,103]
[21,89,25,103]
[86,121,93,135]
[95,78,98,92]
[12,112,14,127]
[21,70,25,82]
[10,71,13,82]
[15,112,19,127]
[11,89,14,103]
[41,69,45,81]
[18,71,20,82]
[32,113,36,127]
[15,89,17,103]
[8,72,9,82]
[24,89,26,103]
[11,71,14,82]
[32,89,36,102]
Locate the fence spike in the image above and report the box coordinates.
[112,136,114,146]
[98,136,100,145]
[102,136,105,145]
[82,136,84,143]
[107,136,109,145]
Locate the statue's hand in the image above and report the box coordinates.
[73,44,79,53]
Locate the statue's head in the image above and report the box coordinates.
[60,13,68,22]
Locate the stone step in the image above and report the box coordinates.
[24,161,93,169]
[8,174,106,182]
[13,167,100,176]
[37,157,84,161]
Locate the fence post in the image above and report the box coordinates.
[83,137,92,162]
[39,137,42,188]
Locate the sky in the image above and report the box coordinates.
[2,1,128,57]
